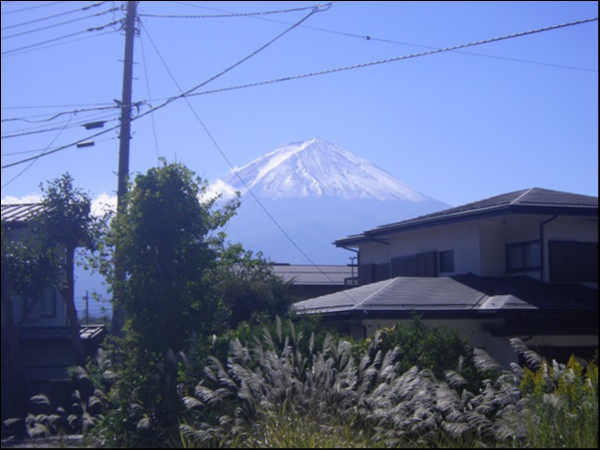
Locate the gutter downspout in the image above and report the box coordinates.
[540,214,558,282]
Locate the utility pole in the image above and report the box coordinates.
[117,0,136,209]
[111,1,137,337]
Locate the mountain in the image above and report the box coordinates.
[220,139,433,202]
[213,139,450,264]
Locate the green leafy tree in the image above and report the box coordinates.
[210,244,295,329]
[34,173,99,366]
[107,161,238,432]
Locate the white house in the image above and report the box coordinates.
[294,188,598,368]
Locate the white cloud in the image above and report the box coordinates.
[201,180,240,202]
[1,194,43,205]
[91,193,117,217]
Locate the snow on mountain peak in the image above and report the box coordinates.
[218,139,432,202]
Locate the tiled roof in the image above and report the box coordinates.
[293,273,598,315]
[336,188,598,245]
[1,203,46,225]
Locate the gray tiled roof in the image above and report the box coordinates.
[337,188,598,245]
[1,203,46,225]
[293,273,598,315]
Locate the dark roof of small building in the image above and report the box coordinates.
[336,188,598,246]
[1,203,45,226]
[271,264,354,285]
[293,273,598,316]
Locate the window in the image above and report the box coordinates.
[40,287,56,317]
[549,241,598,282]
[439,250,454,273]
[506,240,541,272]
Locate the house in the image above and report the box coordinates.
[270,263,356,300]
[294,188,598,368]
[1,203,105,421]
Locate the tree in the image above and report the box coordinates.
[34,173,99,366]
[210,244,294,329]
[108,161,239,428]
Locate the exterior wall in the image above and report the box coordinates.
[357,213,598,285]
[360,222,483,275]
[10,291,68,328]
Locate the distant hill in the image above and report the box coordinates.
[212,139,450,264]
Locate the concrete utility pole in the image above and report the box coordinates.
[117,0,137,209]
[111,0,137,337]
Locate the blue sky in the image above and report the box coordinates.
[2,1,598,208]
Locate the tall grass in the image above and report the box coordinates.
[518,351,598,448]
[7,320,596,449]
[178,319,536,448]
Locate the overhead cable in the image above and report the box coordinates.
[184,17,599,99]
[139,7,350,288]
[1,2,107,31]
[2,105,120,123]
[1,29,116,58]
[2,7,119,41]
[3,15,595,170]
[139,3,331,19]
[0,1,67,16]
[1,20,121,56]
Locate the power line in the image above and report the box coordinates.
[1,105,120,123]
[1,137,114,157]
[139,3,332,20]
[1,7,119,41]
[2,115,73,189]
[1,2,108,31]
[182,17,599,99]
[3,16,595,170]
[0,29,117,58]
[0,1,67,16]
[177,2,597,73]
[2,102,114,110]
[1,112,121,139]
[1,20,121,56]
[139,6,347,283]
[138,25,161,161]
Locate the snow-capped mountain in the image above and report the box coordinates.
[219,139,434,202]
[213,139,449,264]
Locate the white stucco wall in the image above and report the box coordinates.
[360,222,483,275]
[358,214,598,285]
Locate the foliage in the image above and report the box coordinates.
[1,223,62,308]
[518,350,598,448]
[209,244,295,329]
[4,354,111,440]
[110,161,238,354]
[34,173,100,366]
[94,161,243,445]
[353,313,476,382]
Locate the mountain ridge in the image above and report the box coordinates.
[218,139,439,202]
[212,139,450,264]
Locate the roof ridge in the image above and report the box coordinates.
[510,187,535,205]
[354,277,397,310]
